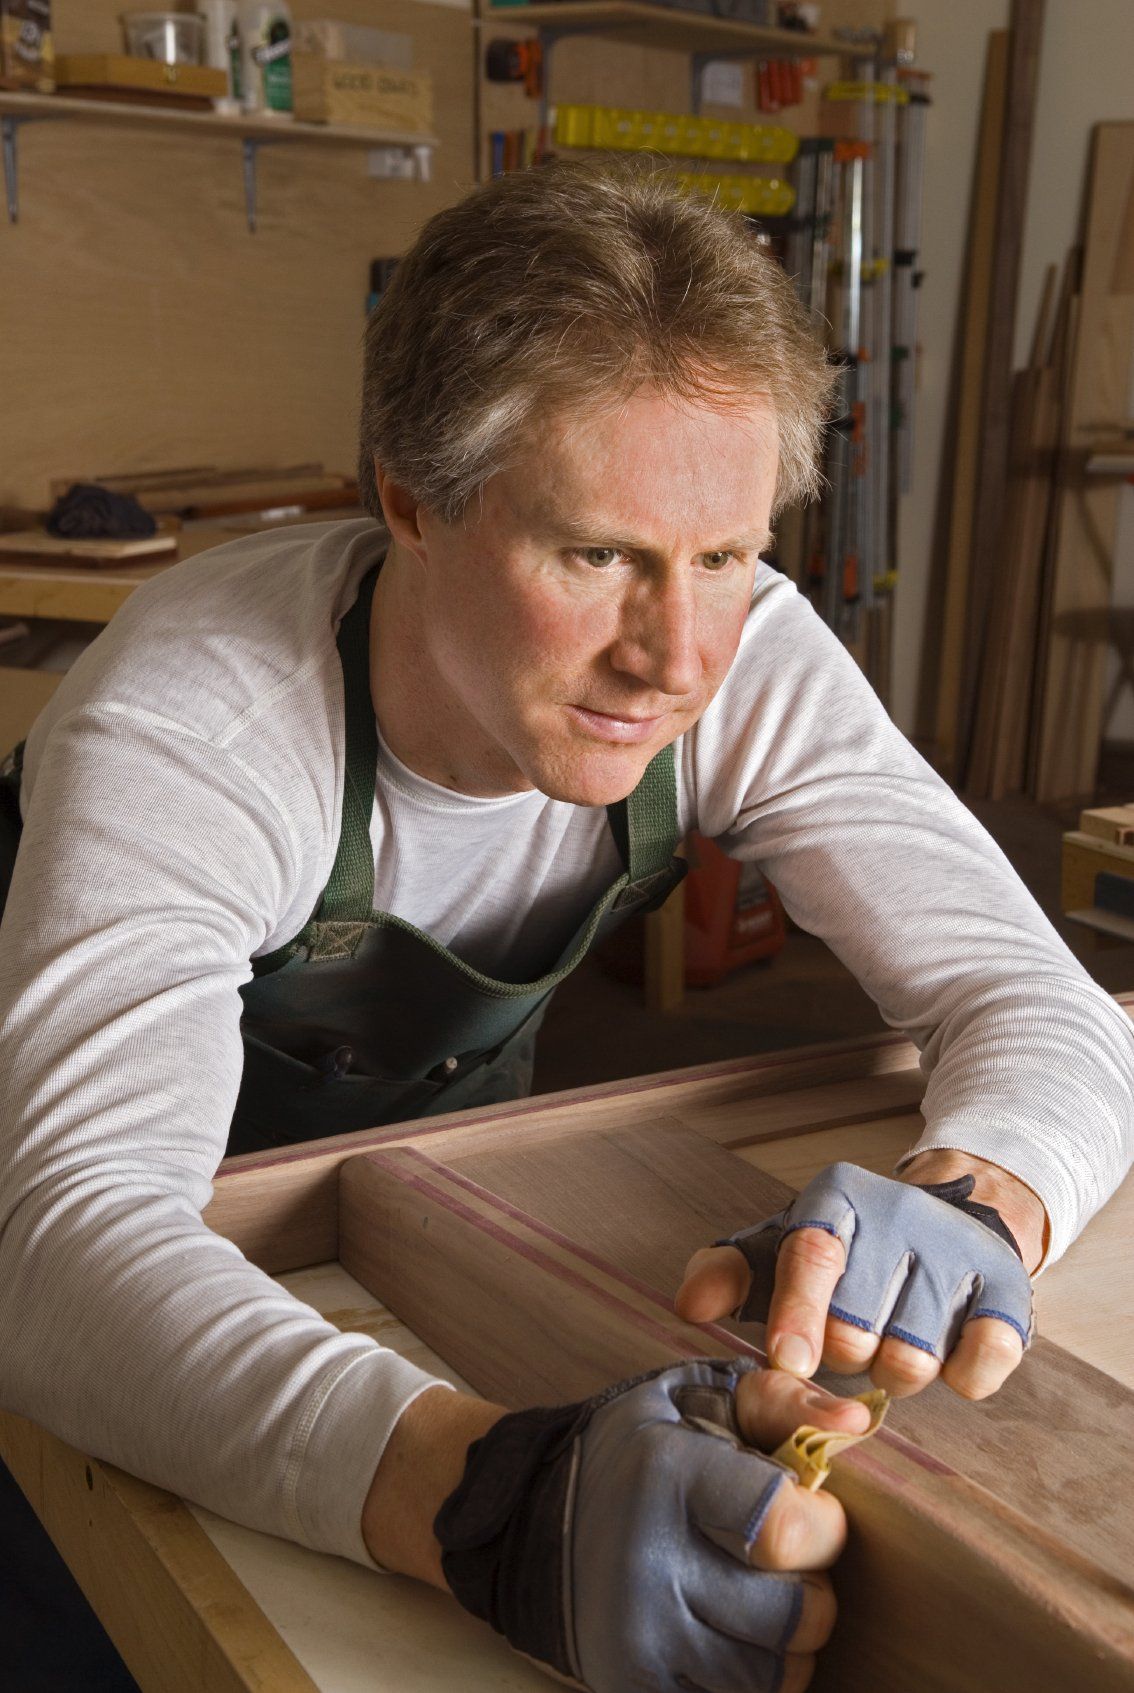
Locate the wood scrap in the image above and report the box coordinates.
[965,257,1071,797]
[46,465,356,522]
[956,0,1046,782]
[933,32,1008,778]
[0,530,178,567]
[339,1130,1134,1693]
[1032,123,1134,802]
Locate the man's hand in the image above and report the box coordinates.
[676,1153,1044,1402]
[365,1363,870,1693]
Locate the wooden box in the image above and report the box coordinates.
[2,1021,1133,1692]
[54,53,227,102]
[290,52,432,133]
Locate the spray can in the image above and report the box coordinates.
[196,1,240,113]
[239,1,292,117]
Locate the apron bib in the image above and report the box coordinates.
[231,565,686,1150]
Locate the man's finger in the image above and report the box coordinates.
[736,1366,871,1453]
[750,1482,847,1573]
[766,1226,846,1379]
[821,1314,879,1374]
[781,1653,818,1693]
[869,1335,941,1398]
[673,1244,750,1324]
[940,1316,1024,1400]
[788,1576,838,1655]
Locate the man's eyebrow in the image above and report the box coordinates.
[545,518,773,553]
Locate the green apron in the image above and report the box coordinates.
[0,565,686,1155]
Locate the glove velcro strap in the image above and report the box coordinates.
[913,1174,1024,1260]
[434,1400,589,1679]
[433,1366,687,1678]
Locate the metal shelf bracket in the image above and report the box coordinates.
[242,134,289,234]
[3,111,51,224]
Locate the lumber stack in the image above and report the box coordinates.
[1029,124,1134,802]
[339,1122,1134,1693]
[954,122,1134,803]
[964,259,1071,797]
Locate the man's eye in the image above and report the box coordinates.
[702,551,734,570]
[577,547,620,568]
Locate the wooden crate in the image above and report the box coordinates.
[55,54,228,100]
[290,54,432,133]
[2,1022,1133,1691]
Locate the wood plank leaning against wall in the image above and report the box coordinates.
[1,0,475,510]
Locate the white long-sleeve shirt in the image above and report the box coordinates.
[1,518,1130,1567]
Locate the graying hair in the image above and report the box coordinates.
[358,157,836,525]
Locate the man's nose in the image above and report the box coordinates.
[609,571,703,699]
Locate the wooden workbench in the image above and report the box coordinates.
[2,1006,1131,1691]
[0,525,270,625]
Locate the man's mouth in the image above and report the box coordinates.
[566,704,667,744]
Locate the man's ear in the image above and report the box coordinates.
[373,462,429,567]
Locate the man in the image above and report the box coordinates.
[0,160,1130,1692]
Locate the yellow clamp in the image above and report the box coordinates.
[773,1388,890,1491]
[825,81,910,105]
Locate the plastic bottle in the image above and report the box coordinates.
[196,1,240,114]
[239,2,292,117]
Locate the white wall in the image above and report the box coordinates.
[1014,0,1134,369]
[891,0,1134,742]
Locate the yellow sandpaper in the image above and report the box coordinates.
[774,1389,891,1491]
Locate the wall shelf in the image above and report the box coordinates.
[481,3,846,59]
[479,3,848,124]
[0,91,438,232]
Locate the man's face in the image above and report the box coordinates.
[401,385,779,806]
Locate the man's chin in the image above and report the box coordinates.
[527,744,662,809]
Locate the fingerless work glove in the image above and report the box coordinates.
[434,1358,804,1693]
[722,1162,1034,1358]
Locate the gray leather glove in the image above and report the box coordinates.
[721,1162,1034,1358]
[434,1358,804,1692]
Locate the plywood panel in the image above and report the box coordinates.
[2,0,476,509]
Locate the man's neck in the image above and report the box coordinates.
[369,543,532,798]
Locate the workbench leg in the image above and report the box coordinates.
[643,881,685,1013]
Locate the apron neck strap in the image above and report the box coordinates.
[318,564,680,923]
[605,745,680,888]
[320,565,382,923]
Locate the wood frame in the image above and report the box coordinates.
[340,1139,1134,1693]
[2,1008,1132,1691]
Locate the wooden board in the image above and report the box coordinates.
[933,31,1008,778]
[1061,828,1134,910]
[0,528,178,565]
[1033,123,1134,801]
[966,258,1068,798]
[0,1414,318,1693]
[340,1136,1134,1693]
[956,0,1045,782]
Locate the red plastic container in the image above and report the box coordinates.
[683,832,786,986]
